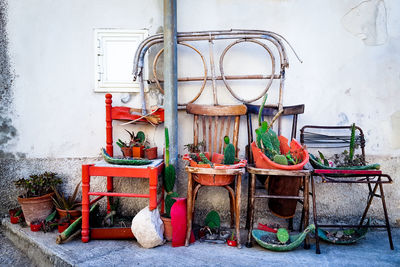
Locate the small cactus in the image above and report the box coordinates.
[277,228,289,243]
[223,136,235,165]
[199,153,214,167]
[273,154,288,165]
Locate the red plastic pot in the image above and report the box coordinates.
[30,221,43,232]
[227,239,238,247]
[58,222,70,233]
[9,208,23,224]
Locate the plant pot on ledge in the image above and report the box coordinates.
[18,192,55,226]
[132,146,145,158]
[144,147,157,160]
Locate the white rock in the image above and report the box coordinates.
[131,206,164,248]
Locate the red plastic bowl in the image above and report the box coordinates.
[227,239,238,247]
[30,222,42,232]
[58,222,70,233]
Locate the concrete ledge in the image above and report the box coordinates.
[1,219,74,266]
[2,218,399,266]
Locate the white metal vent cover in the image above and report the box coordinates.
[94,29,148,93]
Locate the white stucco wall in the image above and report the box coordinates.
[3,0,400,224]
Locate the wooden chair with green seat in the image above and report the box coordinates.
[184,103,247,248]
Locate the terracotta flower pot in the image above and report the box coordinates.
[121,147,133,158]
[183,152,247,186]
[56,206,82,220]
[144,147,157,160]
[132,146,144,158]
[30,221,43,232]
[161,216,173,241]
[18,192,55,226]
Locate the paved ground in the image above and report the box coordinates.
[1,219,399,267]
[0,230,34,267]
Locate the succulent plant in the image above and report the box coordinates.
[15,172,62,198]
[164,128,177,218]
[223,136,236,165]
[273,154,288,165]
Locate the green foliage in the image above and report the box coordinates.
[349,123,356,162]
[164,165,176,193]
[224,136,230,145]
[258,94,268,126]
[15,172,62,198]
[184,141,205,153]
[165,192,179,218]
[199,153,214,167]
[204,210,220,229]
[318,151,329,166]
[277,228,289,243]
[256,121,280,160]
[164,127,178,217]
[124,129,146,147]
[51,182,81,210]
[273,154,288,165]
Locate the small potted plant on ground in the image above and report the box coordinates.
[126,129,146,158]
[52,182,82,220]
[9,208,24,224]
[15,172,62,226]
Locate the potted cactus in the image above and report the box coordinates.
[15,172,62,226]
[161,128,179,241]
[251,94,309,218]
[116,130,147,158]
[183,136,247,186]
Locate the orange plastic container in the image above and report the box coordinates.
[251,137,309,170]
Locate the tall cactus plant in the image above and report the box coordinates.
[349,123,356,162]
[164,128,178,217]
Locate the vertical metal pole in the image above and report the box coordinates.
[164,0,178,165]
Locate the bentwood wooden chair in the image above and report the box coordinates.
[184,103,247,248]
[81,94,164,242]
[245,103,311,248]
[300,125,394,254]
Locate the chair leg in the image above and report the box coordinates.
[379,182,394,250]
[245,173,251,230]
[229,186,235,229]
[185,172,194,247]
[359,183,379,226]
[81,165,90,243]
[235,174,242,248]
[303,174,310,249]
[311,175,320,254]
[246,173,256,248]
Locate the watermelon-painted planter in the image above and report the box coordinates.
[183,153,247,186]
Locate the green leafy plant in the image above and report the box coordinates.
[164,128,178,218]
[116,130,146,148]
[51,182,81,210]
[14,172,62,198]
[184,141,206,153]
[204,210,220,229]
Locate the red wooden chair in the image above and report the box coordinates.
[81,94,164,242]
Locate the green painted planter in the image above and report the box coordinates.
[102,149,152,165]
[315,219,369,244]
[309,154,380,171]
[252,224,315,252]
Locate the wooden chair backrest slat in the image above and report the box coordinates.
[186,103,247,156]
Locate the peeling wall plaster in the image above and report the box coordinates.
[0,0,17,159]
[342,0,388,46]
